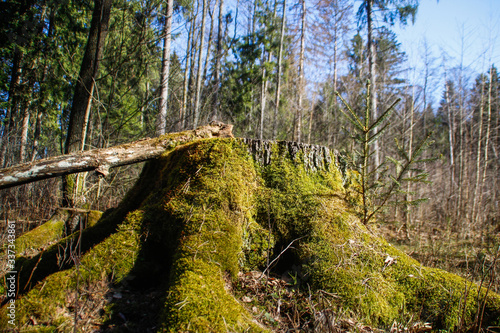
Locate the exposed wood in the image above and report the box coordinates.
[243,138,333,171]
[0,123,234,190]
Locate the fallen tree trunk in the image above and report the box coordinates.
[0,122,233,189]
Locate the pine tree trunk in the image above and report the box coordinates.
[18,99,32,163]
[32,12,54,161]
[156,0,174,136]
[296,0,306,143]
[181,19,195,130]
[31,109,43,162]
[193,0,208,129]
[272,0,287,139]
[62,0,112,207]
[211,0,225,121]
[0,47,23,168]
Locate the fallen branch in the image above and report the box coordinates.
[0,122,233,189]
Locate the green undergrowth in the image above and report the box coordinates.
[2,138,500,332]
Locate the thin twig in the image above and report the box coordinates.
[260,236,306,279]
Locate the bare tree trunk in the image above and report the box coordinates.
[181,19,195,130]
[457,71,466,229]
[403,84,415,240]
[272,0,287,139]
[260,61,268,141]
[211,0,225,121]
[330,7,340,148]
[19,100,32,163]
[296,0,306,143]
[259,0,278,141]
[444,71,455,197]
[203,0,216,84]
[366,0,379,169]
[0,123,234,189]
[471,72,486,226]
[0,48,23,168]
[307,93,316,144]
[156,0,174,136]
[478,67,494,227]
[421,39,435,138]
[193,0,208,128]
[63,0,112,207]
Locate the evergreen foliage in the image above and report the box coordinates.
[336,82,434,224]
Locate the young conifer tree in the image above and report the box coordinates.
[336,82,434,225]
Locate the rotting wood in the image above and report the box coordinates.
[0,122,234,189]
[243,138,334,171]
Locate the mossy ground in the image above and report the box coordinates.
[1,138,500,332]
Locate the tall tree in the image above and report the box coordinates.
[295,0,306,143]
[63,0,112,207]
[156,0,174,136]
[259,0,278,140]
[211,0,225,121]
[272,0,287,139]
[180,13,196,130]
[193,0,208,128]
[356,0,418,168]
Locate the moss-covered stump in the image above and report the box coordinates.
[1,138,500,332]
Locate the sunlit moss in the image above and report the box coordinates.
[0,210,143,330]
[2,138,500,332]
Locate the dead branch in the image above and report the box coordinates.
[0,122,233,189]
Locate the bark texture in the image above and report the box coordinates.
[0,124,339,190]
[0,123,234,189]
[62,0,113,207]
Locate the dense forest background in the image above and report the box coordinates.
[0,0,499,283]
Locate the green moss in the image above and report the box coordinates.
[3,138,500,332]
[253,140,500,329]
[87,210,103,227]
[144,139,267,331]
[0,210,143,331]
[242,221,275,270]
[11,210,70,257]
[162,258,265,332]
[0,209,104,265]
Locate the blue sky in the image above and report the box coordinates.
[393,0,500,72]
[390,0,500,105]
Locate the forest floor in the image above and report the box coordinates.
[2,215,498,332]
[379,220,500,296]
[1,179,499,331]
